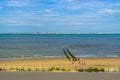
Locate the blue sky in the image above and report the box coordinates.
[0,0,120,33]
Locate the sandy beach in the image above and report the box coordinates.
[0,58,120,72]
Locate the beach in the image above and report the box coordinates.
[0,58,120,72]
[0,34,120,72]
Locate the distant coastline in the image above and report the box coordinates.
[0,32,120,35]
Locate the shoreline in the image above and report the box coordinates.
[0,57,120,72]
[0,56,120,60]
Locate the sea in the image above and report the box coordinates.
[0,34,120,60]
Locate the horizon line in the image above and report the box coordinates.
[0,32,120,34]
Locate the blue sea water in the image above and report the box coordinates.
[0,34,120,60]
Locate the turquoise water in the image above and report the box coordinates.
[0,34,120,60]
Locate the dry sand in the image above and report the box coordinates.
[0,58,120,71]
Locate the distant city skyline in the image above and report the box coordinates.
[0,0,120,33]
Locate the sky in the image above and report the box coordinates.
[0,0,120,33]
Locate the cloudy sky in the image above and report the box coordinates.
[0,0,120,33]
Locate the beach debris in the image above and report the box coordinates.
[35,68,39,71]
[63,48,85,70]
[41,68,45,72]
[0,68,2,71]
[27,68,32,71]
[77,67,105,72]
[47,67,66,72]
[117,67,120,72]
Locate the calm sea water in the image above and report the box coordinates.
[0,34,120,60]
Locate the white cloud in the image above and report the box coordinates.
[55,0,120,12]
[45,9,53,13]
[7,0,30,7]
[0,9,44,26]
[80,15,97,18]
[0,6,3,9]
[56,1,103,11]
[0,18,43,26]
[67,0,74,3]
[44,9,60,17]
[55,22,84,26]
[99,9,120,14]
[106,3,120,7]
[44,14,59,17]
